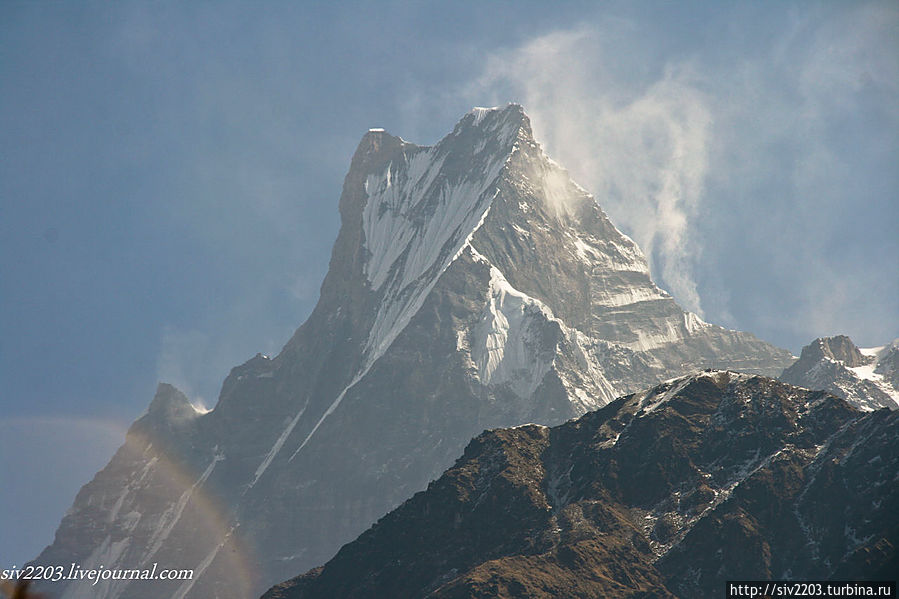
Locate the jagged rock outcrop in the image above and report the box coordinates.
[781,336,899,411]
[32,105,792,599]
[264,373,898,599]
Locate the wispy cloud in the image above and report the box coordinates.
[457,5,898,347]
[467,26,712,316]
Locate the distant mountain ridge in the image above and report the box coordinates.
[32,105,793,599]
[781,335,899,411]
[263,372,898,599]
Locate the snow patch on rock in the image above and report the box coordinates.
[471,265,555,398]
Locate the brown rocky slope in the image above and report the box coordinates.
[264,372,898,598]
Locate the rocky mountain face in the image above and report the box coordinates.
[781,336,899,411]
[32,105,792,599]
[264,372,898,599]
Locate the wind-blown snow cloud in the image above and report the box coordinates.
[469,26,712,316]
[462,6,898,347]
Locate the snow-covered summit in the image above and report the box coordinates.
[34,105,793,599]
[781,335,899,410]
[457,103,528,132]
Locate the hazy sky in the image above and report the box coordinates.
[2,0,897,566]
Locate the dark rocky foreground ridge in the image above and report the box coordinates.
[264,372,898,599]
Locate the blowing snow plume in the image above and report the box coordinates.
[470,26,711,316]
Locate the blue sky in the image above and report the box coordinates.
[1,0,897,566]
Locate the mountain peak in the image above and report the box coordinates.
[456,103,530,135]
[805,335,868,367]
[129,382,200,447]
[352,104,529,163]
[781,335,899,410]
[450,103,533,149]
[351,127,406,169]
[146,382,195,420]
[35,105,794,599]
